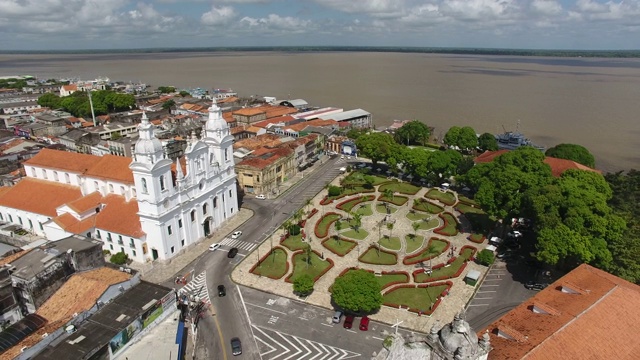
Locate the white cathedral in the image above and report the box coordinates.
[0,100,238,263]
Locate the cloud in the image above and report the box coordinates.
[530,0,562,16]
[201,6,237,26]
[240,14,312,34]
[314,0,406,17]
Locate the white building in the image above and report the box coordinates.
[0,100,238,263]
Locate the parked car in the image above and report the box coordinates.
[525,281,549,291]
[359,316,370,331]
[209,243,221,251]
[256,194,266,200]
[230,337,242,356]
[231,231,242,239]
[489,236,503,245]
[343,315,354,329]
[508,230,523,238]
[228,247,239,258]
[218,285,226,297]
[332,311,342,324]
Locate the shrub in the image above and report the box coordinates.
[102,250,111,256]
[293,273,315,296]
[328,185,342,197]
[110,252,128,265]
[476,249,495,266]
[289,224,301,236]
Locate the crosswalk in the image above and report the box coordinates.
[180,272,211,305]
[219,236,258,251]
[252,325,361,360]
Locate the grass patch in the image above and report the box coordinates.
[379,236,401,251]
[456,203,484,214]
[458,195,478,206]
[342,228,369,240]
[468,233,485,243]
[359,247,397,265]
[322,237,356,256]
[406,211,430,222]
[252,248,289,279]
[404,238,449,264]
[337,195,375,213]
[344,171,388,187]
[378,182,421,195]
[456,203,496,235]
[417,218,439,230]
[377,273,409,289]
[289,251,332,283]
[355,204,373,216]
[414,248,475,282]
[405,235,424,254]
[425,189,457,206]
[378,195,408,206]
[383,285,448,311]
[412,199,444,214]
[316,213,341,238]
[376,203,397,214]
[281,234,307,251]
[436,213,459,236]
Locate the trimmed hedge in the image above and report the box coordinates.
[314,212,341,238]
[336,195,376,212]
[403,237,450,265]
[378,271,411,290]
[467,233,486,244]
[285,249,334,283]
[377,194,409,206]
[382,281,453,316]
[433,212,459,236]
[321,237,357,257]
[249,246,290,280]
[359,245,398,265]
[412,199,444,214]
[412,246,477,283]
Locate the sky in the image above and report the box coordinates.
[0,0,639,51]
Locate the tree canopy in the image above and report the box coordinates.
[331,269,382,314]
[157,86,176,93]
[478,133,499,151]
[394,120,430,146]
[545,143,596,168]
[293,273,314,296]
[355,132,399,166]
[37,90,135,118]
[444,126,478,151]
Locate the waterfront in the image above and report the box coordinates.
[2,51,639,172]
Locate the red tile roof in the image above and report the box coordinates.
[474,150,510,163]
[252,115,297,129]
[0,178,83,217]
[24,148,100,174]
[285,119,337,132]
[482,264,640,360]
[84,154,134,184]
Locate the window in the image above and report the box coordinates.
[191,210,195,222]
[96,230,101,239]
[39,222,43,230]
[107,234,112,242]
[213,197,217,208]
[86,232,91,238]
[171,246,175,253]
[53,171,59,181]
[110,244,113,250]
[65,173,70,184]
[132,188,137,197]
[229,189,232,198]
[108,184,114,193]
[202,204,208,215]
[210,153,214,164]
[168,225,172,235]
[18,217,22,225]
[178,219,183,228]
[118,235,123,245]
[42,169,48,179]
[120,186,125,194]
[231,207,234,214]
[160,175,165,191]
[31,168,36,177]
[8,215,12,222]
[28,219,33,229]
[225,148,229,161]
[129,239,135,248]
[256,175,260,182]
[142,178,148,194]
[181,239,185,247]
[94,181,99,192]
[132,250,136,257]
[0,213,2,221]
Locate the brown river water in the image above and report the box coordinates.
[1,51,639,172]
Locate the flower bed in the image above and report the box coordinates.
[425,189,457,206]
[434,212,459,236]
[308,208,318,218]
[359,245,398,265]
[285,249,334,283]
[377,194,409,206]
[314,212,341,238]
[412,199,444,214]
[249,246,290,280]
[321,237,357,256]
[378,181,421,195]
[467,233,486,244]
[382,281,453,316]
[336,195,376,212]
[403,237,450,265]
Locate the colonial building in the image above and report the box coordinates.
[0,100,238,263]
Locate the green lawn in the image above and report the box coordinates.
[404,238,449,263]
[355,204,373,216]
[383,285,448,311]
[377,273,409,289]
[456,202,484,214]
[378,195,409,206]
[337,195,374,212]
[281,234,307,251]
[322,237,356,256]
[414,248,476,282]
[456,204,496,234]
[437,213,459,236]
[359,247,397,265]
[468,233,485,243]
[342,228,369,240]
[406,211,430,222]
[417,218,439,230]
[289,251,332,283]
[252,248,289,279]
[379,236,401,251]
[316,214,341,238]
[378,182,421,195]
[425,189,457,206]
[405,235,424,254]
[376,203,398,214]
[412,200,444,214]
[343,172,388,187]
[458,195,478,206]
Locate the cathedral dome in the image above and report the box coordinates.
[205,99,228,132]
[134,112,164,156]
[439,312,480,356]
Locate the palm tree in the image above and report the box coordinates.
[305,244,312,269]
[352,213,363,233]
[383,188,394,202]
[334,220,342,245]
[412,222,420,240]
[387,222,394,240]
[304,198,313,215]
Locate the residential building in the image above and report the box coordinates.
[235,147,295,195]
[481,264,640,360]
[59,85,77,97]
[0,267,20,328]
[318,109,372,129]
[279,99,309,110]
[0,101,42,115]
[232,105,298,127]
[0,99,238,263]
[292,107,343,121]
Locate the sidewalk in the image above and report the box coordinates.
[115,310,181,360]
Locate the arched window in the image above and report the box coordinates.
[213,197,218,208]
[142,178,148,194]
[190,210,196,222]
[108,184,114,193]
[53,171,59,181]
[224,149,229,162]
[94,181,99,192]
[203,203,208,215]
[160,175,165,191]
[65,173,70,184]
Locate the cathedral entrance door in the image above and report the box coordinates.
[203,216,213,237]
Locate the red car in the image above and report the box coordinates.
[359,316,370,331]
[343,315,354,329]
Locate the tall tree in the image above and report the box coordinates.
[37,93,61,109]
[457,126,478,151]
[400,147,430,179]
[478,132,499,151]
[394,120,431,146]
[355,132,398,166]
[331,269,383,314]
[443,126,461,148]
[427,149,463,180]
[545,143,596,168]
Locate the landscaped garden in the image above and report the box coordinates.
[287,250,333,283]
[376,203,398,214]
[315,213,341,238]
[355,204,373,216]
[425,189,457,206]
[456,203,496,235]
[404,235,424,254]
[359,246,397,265]
[336,195,376,212]
[378,194,409,206]
[434,212,459,236]
[341,228,369,240]
[413,247,476,283]
[378,181,421,195]
[376,271,410,289]
[416,217,439,230]
[403,238,450,265]
[382,283,450,314]
[322,237,357,256]
[250,247,289,279]
[281,234,307,251]
[378,236,401,251]
[412,199,444,214]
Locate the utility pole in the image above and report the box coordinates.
[87,89,97,126]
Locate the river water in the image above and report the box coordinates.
[1,51,639,172]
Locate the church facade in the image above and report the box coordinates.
[0,101,238,263]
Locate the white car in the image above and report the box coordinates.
[508,231,523,238]
[231,231,243,239]
[209,243,221,251]
[256,194,266,200]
